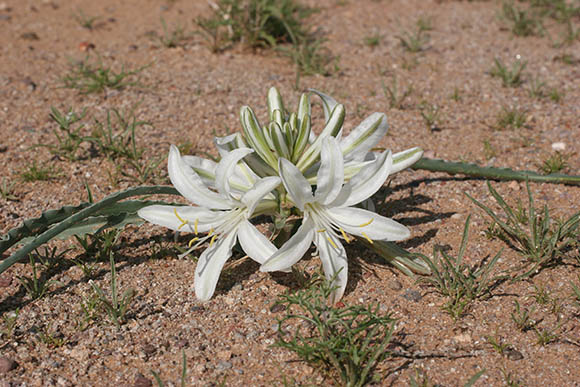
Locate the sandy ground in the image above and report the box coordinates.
[1,0,579,385]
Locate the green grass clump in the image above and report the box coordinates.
[501,1,544,37]
[539,151,569,174]
[274,274,395,387]
[490,58,527,87]
[382,76,413,109]
[417,216,504,320]
[20,161,62,182]
[467,181,580,279]
[62,56,148,94]
[494,106,528,130]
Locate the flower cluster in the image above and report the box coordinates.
[138,87,423,301]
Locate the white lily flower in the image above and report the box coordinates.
[138,145,281,301]
[260,137,410,302]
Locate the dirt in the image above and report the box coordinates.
[1,0,579,386]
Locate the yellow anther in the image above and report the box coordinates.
[188,237,199,247]
[326,236,338,249]
[194,219,199,235]
[361,232,374,244]
[358,218,374,227]
[317,228,327,233]
[173,208,188,230]
[339,227,351,243]
[209,234,217,247]
[208,228,214,237]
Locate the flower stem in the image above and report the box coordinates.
[413,158,580,186]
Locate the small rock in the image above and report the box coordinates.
[0,14,11,21]
[0,274,12,287]
[134,375,152,387]
[176,339,189,348]
[0,3,10,11]
[269,303,286,313]
[78,41,95,52]
[453,333,472,344]
[142,343,156,356]
[0,356,16,373]
[216,361,232,371]
[508,181,520,191]
[389,280,403,291]
[20,32,39,40]
[402,289,422,302]
[551,142,566,151]
[451,213,462,220]
[505,348,524,361]
[216,350,231,361]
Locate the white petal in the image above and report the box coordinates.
[241,176,281,215]
[278,158,314,211]
[313,231,348,303]
[182,155,217,187]
[309,88,339,124]
[168,145,231,209]
[327,207,410,241]
[341,113,388,161]
[315,137,344,205]
[331,150,393,208]
[215,148,254,199]
[391,147,424,174]
[214,133,240,157]
[238,220,278,265]
[194,232,237,301]
[138,205,223,233]
[260,218,315,272]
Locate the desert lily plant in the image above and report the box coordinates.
[2,87,580,304]
[139,88,423,300]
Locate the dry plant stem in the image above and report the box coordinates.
[413,157,580,185]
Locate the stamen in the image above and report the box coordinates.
[361,232,374,244]
[339,227,351,243]
[174,208,189,230]
[188,237,199,247]
[209,234,217,247]
[194,218,199,235]
[317,228,327,233]
[208,228,214,237]
[358,218,374,227]
[326,236,338,249]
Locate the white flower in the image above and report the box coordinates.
[138,145,281,301]
[260,137,410,302]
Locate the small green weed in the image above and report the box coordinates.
[490,57,527,87]
[501,368,524,387]
[37,325,67,348]
[528,77,546,98]
[382,76,413,109]
[548,87,564,102]
[90,253,136,329]
[0,178,18,201]
[419,102,442,131]
[196,0,313,50]
[280,38,337,76]
[534,326,559,346]
[531,283,551,305]
[570,276,580,308]
[20,161,62,182]
[511,300,536,331]
[151,350,188,387]
[409,367,485,387]
[482,139,496,160]
[485,334,511,355]
[274,273,395,387]
[17,253,59,300]
[501,1,544,37]
[73,9,101,30]
[417,216,504,320]
[494,106,527,130]
[76,292,101,331]
[450,87,461,102]
[363,31,382,47]
[41,107,90,161]
[62,56,148,94]
[467,181,580,278]
[397,26,429,53]
[1,309,19,339]
[539,151,569,174]
[158,18,190,48]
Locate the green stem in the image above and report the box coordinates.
[0,186,178,275]
[413,158,580,186]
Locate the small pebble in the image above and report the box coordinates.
[389,280,403,291]
[134,375,152,387]
[216,361,232,371]
[551,142,566,151]
[269,303,286,313]
[0,356,16,373]
[505,348,524,361]
[142,343,156,356]
[0,274,12,287]
[401,289,422,302]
